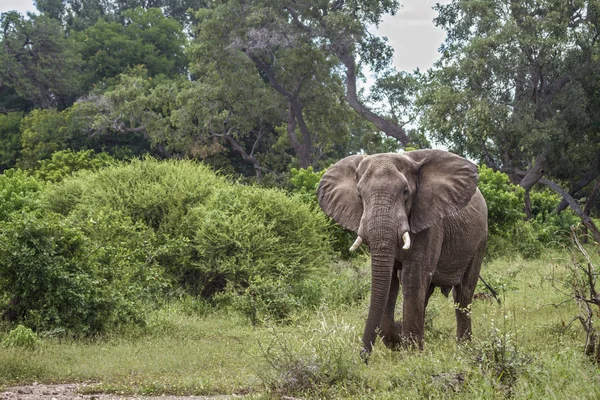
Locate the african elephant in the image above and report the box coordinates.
[317,149,487,356]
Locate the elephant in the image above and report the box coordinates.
[317,149,488,356]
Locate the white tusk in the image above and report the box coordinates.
[349,236,363,252]
[402,232,411,250]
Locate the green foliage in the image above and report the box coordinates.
[0,210,170,335]
[181,185,330,297]
[44,158,222,233]
[73,8,187,89]
[222,268,303,325]
[42,158,331,323]
[0,169,44,221]
[477,165,525,236]
[33,149,116,183]
[0,112,23,171]
[478,165,580,259]
[289,166,324,206]
[0,12,83,110]
[18,109,72,170]
[2,325,40,350]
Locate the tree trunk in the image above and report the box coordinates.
[222,133,264,182]
[539,178,600,244]
[337,51,411,146]
[519,153,548,191]
[581,178,600,243]
[557,153,600,213]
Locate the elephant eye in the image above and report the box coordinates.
[403,188,409,197]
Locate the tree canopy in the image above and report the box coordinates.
[419,0,600,239]
[0,0,597,230]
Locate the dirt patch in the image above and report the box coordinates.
[0,383,241,400]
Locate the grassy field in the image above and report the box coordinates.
[1,248,600,399]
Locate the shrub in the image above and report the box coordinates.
[468,314,531,396]
[260,317,364,396]
[477,165,525,237]
[33,149,116,183]
[0,210,170,335]
[41,159,331,323]
[43,157,223,233]
[2,325,40,350]
[179,185,331,298]
[0,112,23,171]
[0,169,44,221]
[478,165,579,259]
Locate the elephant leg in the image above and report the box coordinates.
[380,264,402,348]
[424,284,436,309]
[400,268,433,349]
[453,241,486,341]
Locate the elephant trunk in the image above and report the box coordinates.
[361,214,399,355]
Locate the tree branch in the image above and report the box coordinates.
[557,152,600,212]
[539,177,600,244]
[337,51,410,145]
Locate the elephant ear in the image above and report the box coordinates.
[317,155,366,233]
[406,149,479,234]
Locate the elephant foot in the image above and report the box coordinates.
[379,321,403,350]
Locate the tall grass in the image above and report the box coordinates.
[2,249,600,399]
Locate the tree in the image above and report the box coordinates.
[76,67,283,180]
[190,0,422,169]
[0,11,83,111]
[72,7,187,89]
[419,0,600,241]
[35,0,207,30]
[0,112,23,171]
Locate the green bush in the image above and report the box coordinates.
[180,185,330,297]
[0,112,23,171]
[0,169,44,221]
[2,325,40,350]
[41,159,331,323]
[0,210,170,335]
[478,165,580,259]
[478,165,525,237]
[43,157,223,233]
[33,149,116,183]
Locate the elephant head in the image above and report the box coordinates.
[317,149,479,353]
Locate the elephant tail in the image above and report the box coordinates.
[478,274,501,305]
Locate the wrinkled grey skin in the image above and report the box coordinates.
[317,150,488,356]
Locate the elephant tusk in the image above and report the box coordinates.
[402,232,411,250]
[349,236,363,252]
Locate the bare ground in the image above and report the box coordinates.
[0,383,241,400]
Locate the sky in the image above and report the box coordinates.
[0,0,449,72]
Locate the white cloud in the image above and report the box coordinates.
[377,0,450,72]
[0,0,36,15]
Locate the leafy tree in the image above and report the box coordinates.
[190,0,421,169]
[35,0,207,30]
[78,66,283,180]
[72,7,187,89]
[18,108,73,170]
[0,11,83,111]
[0,112,23,171]
[420,0,600,241]
[33,149,115,183]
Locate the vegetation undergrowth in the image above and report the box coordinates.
[2,248,600,399]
